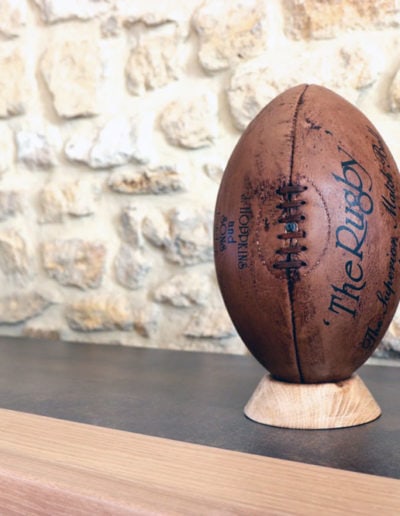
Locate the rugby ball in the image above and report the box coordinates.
[214,84,400,383]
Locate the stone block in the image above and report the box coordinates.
[0,230,29,280]
[119,204,144,248]
[283,0,400,40]
[184,308,237,339]
[0,46,29,117]
[42,239,106,289]
[109,166,185,195]
[160,93,218,149]
[33,0,111,23]
[39,180,100,223]
[66,295,134,331]
[0,292,52,325]
[114,244,151,290]
[153,272,211,307]
[192,0,268,72]
[41,39,102,118]
[0,191,22,221]
[0,0,27,38]
[65,115,151,168]
[16,124,61,169]
[126,34,183,95]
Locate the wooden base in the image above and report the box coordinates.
[244,374,381,429]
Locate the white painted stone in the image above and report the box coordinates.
[184,308,236,339]
[0,230,29,281]
[166,206,213,265]
[0,292,52,325]
[153,272,211,307]
[227,63,278,131]
[389,67,400,112]
[203,162,224,182]
[282,0,400,40]
[16,124,61,169]
[133,304,159,338]
[114,244,151,290]
[0,125,15,174]
[109,166,185,195]
[101,15,119,37]
[160,93,218,148]
[41,39,102,118]
[126,34,183,96]
[193,0,268,72]
[227,43,376,131]
[33,0,111,23]
[42,239,106,289]
[142,210,171,249]
[0,191,22,221]
[0,0,27,38]
[65,115,151,168]
[0,46,29,117]
[39,180,101,223]
[337,41,383,90]
[143,206,213,265]
[116,0,197,35]
[119,205,144,248]
[66,295,134,331]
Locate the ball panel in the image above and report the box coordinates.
[214,84,308,382]
[290,85,400,382]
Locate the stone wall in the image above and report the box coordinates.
[0,0,399,360]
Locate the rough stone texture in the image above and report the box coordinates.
[193,0,268,72]
[33,0,111,23]
[227,63,279,131]
[337,41,382,90]
[142,210,171,248]
[133,304,159,338]
[126,34,183,96]
[65,116,151,168]
[0,125,14,174]
[0,191,22,221]
[101,15,120,38]
[283,0,400,40]
[166,207,213,265]
[184,308,237,339]
[160,94,218,148]
[117,0,198,35]
[41,39,102,118]
[227,40,382,131]
[42,239,106,289]
[16,124,61,169]
[144,206,213,265]
[66,295,134,331]
[114,244,151,290]
[203,162,224,182]
[153,272,211,307]
[109,166,185,195]
[0,46,28,117]
[0,230,29,281]
[0,292,52,325]
[119,205,144,248]
[39,180,100,223]
[0,0,27,39]
[389,68,400,112]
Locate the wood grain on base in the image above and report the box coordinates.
[0,408,398,515]
[244,374,381,429]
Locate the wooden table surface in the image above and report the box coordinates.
[0,335,399,514]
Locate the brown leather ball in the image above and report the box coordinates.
[214,84,400,383]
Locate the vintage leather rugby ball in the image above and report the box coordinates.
[214,84,400,383]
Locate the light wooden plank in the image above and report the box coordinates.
[0,408,398,515]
